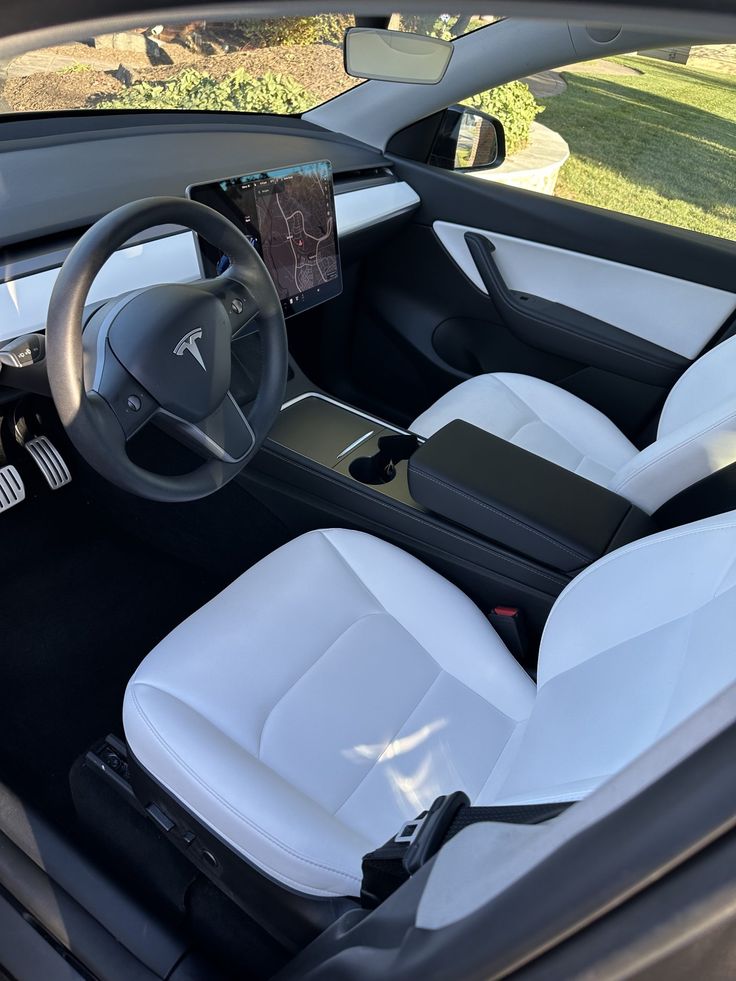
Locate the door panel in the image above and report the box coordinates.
[343,159,736,442]
[434,220,736,359]
[347,225,668,440]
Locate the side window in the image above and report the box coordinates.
[465,45,736,242]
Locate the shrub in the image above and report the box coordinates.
[235,15,353,48]
[97,68,316,114]
[58,63,92,73]
[463,80,543,157]
[395,14,483,40]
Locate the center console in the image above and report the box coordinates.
[268,393,419,506]
[243,381,657,657]
[241,387,541,653]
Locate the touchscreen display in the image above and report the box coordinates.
[188,160,342,318]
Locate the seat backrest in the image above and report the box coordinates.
[492,510,736,806]
[609,335,736,514]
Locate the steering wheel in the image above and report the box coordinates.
[46,197,288,502]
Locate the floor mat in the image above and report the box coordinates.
[0,486,223,824]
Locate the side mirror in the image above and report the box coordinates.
[428,105,506,171]
[344,27,453,84]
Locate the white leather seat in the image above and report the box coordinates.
[411,335,736,514]
[124,518,736,899]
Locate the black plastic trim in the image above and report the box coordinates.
[0,779,185,978]
[127,752,357,955]
[245,441,566,651]
[654,457,736,529]
[408,420,652,572]
[513,828,736,980]
[0,826,160,980]
[0,882,89,981]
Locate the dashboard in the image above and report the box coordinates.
[0,112,420,354]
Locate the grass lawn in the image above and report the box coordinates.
[538,56,736,241]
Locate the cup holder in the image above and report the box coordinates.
[349,434,419,485]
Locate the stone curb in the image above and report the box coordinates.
[468,122,570,196]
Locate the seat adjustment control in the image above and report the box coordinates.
[146,802,175,832]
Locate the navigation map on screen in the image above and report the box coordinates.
[189,160,342,319]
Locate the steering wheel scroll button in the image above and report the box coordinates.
[96,353,156,438]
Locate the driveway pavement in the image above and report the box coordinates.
[6,50,119,76]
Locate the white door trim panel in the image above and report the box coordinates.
[433,220,736,360]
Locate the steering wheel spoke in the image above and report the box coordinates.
[94,348,160,440]
[194,272,261,338]
[156,393,255,464]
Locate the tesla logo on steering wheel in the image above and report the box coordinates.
[174,328,206,372]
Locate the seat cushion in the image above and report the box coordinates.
[412,373,638,488]
[124,529,535,898]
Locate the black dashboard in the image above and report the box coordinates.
[0,112,387,248]
[0,110,420,397]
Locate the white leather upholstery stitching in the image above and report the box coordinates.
[333,670,442,818]
[257,610,385,759]
[319,530,386,609]
[539,516,736,664]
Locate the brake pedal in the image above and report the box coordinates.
[0,465,25,513]
[24,436,71,490]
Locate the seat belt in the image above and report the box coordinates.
[360,792,572,908]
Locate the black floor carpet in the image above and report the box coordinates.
[0,422,299,977]
[0,486,223,824]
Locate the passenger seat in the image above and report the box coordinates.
[411,335,736,515]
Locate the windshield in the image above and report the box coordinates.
[0,14,490,116]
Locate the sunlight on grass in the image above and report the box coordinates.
[540,56,736,240]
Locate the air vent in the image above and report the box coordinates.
[0,465,25,513]
[334,167,397,194]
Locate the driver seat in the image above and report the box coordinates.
[124,518,736,902]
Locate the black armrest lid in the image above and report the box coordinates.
[408,420,643,572]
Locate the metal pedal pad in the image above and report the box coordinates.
[0,465,25,513]
[25,436,71,490]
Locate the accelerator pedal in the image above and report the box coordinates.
[25,436,71,490]
[0,465,25,513]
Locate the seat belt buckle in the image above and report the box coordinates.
[488,606,530,667]
[394,814,427,845]
[400,791,470,877]
[360,791,469,909]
